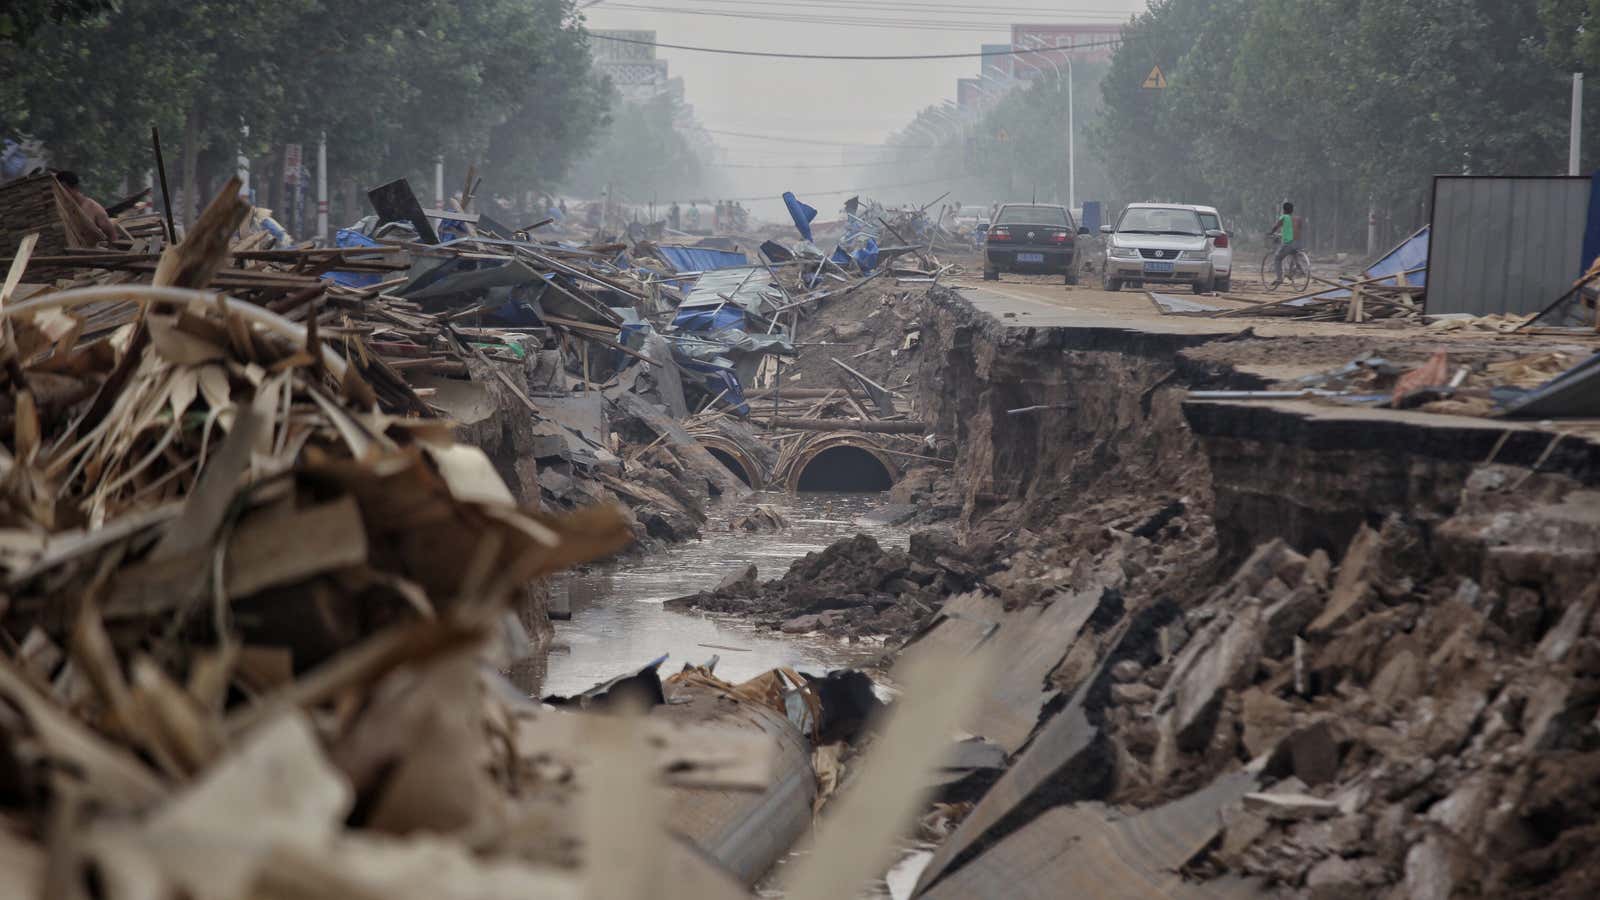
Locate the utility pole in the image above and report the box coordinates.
[316,131,329,243]
[1571,73,1584,176]
[1022,35,1074,210]
[435,157,446,207]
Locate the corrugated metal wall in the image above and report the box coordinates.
[1428,176,1591,316]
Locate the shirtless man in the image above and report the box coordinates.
[56,171,118,244]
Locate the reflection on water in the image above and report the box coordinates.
[539,492,911,697]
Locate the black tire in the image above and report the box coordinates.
[1065,269,1079,286]
[1103,276,1122,292]
[1192,276,1213,295]
[1215,276,1231,293]
[1260,251,1277,291]
[983,268,999,281]
[1289,252,1313,293]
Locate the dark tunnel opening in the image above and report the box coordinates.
[707,447,754,487]
[795,446,894,493]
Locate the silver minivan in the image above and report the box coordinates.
[1100,203,1226,294]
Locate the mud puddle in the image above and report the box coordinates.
[536,492,912,696]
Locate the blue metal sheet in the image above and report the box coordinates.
[655,245,750,273]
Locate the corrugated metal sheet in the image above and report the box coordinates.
[680,266,784,316]
[654,245,749,274]
[1428,176,1591,316]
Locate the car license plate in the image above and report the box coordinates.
[1143,261,1176,274]
[1017,252,1045,263]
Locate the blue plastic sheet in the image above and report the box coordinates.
[1582,171,1600,277]
[671,306,749,333]
[784,192,818,242]
[322,229,385,288]
[655,245,749,273]
[678,358,749,416]
[1308,225,1429,303]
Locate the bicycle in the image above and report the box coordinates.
[1259,235,1312,293]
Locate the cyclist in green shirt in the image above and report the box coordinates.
[1269,201,1300,287]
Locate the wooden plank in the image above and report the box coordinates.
[1,233,39,310]
[614,392,752,501]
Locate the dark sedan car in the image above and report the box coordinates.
[982,203,1089,284]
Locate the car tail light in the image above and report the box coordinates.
[989,227,1011,242]
[1049,230,1071,244]
[1212,234,1229,249]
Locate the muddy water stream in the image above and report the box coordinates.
[537,492,912,697]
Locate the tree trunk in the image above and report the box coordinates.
[341,175,359,225]
[180,107,200,230]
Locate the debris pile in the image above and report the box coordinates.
[1193,345,1600,420]
[900,480,1600,899]
[1213,226,1430,324]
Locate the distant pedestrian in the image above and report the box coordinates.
[1269,201,1301,287]
[687,202,701,231]
[668,201,681,231]
[55,170,117,244]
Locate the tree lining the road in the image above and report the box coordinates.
[1093,0,1574,254]
[0,0,610,222]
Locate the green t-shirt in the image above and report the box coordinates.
[1277,214,1295,243]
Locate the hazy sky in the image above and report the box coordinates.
[582,0,1150,212]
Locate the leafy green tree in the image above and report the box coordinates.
[0,0,116,46]
[0,0,608,214]
[1093,0,1574,252]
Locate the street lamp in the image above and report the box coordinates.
[1023,35,1074,211]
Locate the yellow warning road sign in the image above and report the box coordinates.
[1142,65,1168,89]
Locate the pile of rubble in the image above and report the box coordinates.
[0,166,998,898]
[890,468,1600,898]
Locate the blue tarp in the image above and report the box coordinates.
[671,306,749,333]
[1582,170,1600,277]
[655,245,749,274]
[323,229,385,288]
[830,237,880,274]
[1307,225,1429,304]
[784,192,818,242]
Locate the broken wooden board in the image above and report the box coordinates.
[614,391,752,501]
[919,771,1265,899]
[898,586,1105,755]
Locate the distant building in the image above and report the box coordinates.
[980,43,1015,82]
[1010,23,1122,70]
[954,23,1124,115]
[592,29,671,101]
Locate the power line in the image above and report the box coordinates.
[586,31,1126,61]
[597,2,1130,32]
[700,127,934,148]
[709,176,958,202]
[711,159,904,169]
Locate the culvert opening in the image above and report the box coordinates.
[707,447,754,487]
[795,446,894,493]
